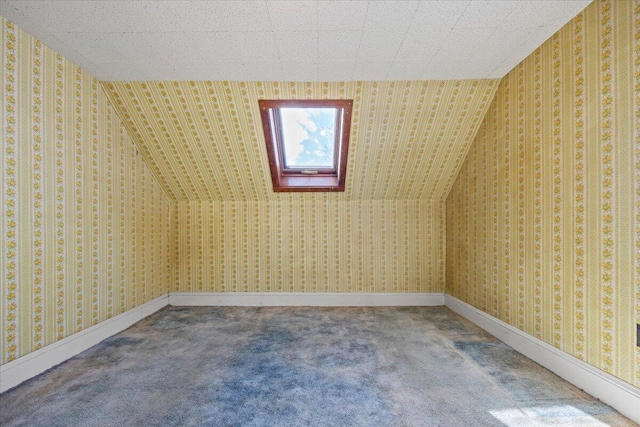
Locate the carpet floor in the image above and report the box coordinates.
[0,306,635,426]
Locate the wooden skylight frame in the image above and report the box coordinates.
[259,99,353,192]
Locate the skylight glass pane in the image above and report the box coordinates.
[280,107,336,169]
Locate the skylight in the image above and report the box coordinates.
[280,108,336,170]
[259,100,353,192]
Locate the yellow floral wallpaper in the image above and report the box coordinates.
[102,80,499,202]
[0,17,173,366]
[103,79,498,294]
[446,0,638,386]
[176,199,442,293]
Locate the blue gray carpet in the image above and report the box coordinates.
[0,306,634,426]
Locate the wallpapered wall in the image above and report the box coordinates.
[0,17,173,366]
[176,200,442,293]
[446,0,639,386]
[102,80,499,202]
[103,78,498,295]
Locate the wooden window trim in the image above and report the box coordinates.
[259,99,353,192]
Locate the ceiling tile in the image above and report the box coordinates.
[387,60,428,80]
[318,60,355,81]
[455,57,497,79]
[503,1,591,29]
[482,26,542,60]
[429,27,497,63]
[364,1,419,32]
[3,0,592,81]
[178,1,272,32]
[505,26,556,67]
[281,60,318,81]
[455,0,517,29]
[422,59,463,80]
[144,32,195,62]
[501,1,558,29]
[7,1,138,33]
[193,32,279,62]
[275,31,318,62]
[97,61,179,81]
[121,1,186,33]
[319,31,362,61]
[131,63,180,81]
[424,27,502,78]
[51,32,167,63]
[149,33,282,76]
[157,61,239,81]
[421,67,448,80]
[408,1,470,31]
[357,30,406,61]
[395,28,451,61]
[524,30,558,55]
[181,33,224,62]
[353,60,393,80]
[318,1,368,31]
[0,1,14,17]
[267,1,318,31]
[118,33,169,62]
[240,60,285,81]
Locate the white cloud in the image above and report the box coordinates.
[319,129,333,138]
[280,108,313,164]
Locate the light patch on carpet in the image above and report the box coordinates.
[490,405,611,426]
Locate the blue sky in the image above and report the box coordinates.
[280,108,336,168]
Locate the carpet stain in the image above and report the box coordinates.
[167,319,395,427]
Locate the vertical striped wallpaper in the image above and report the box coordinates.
[446,0,639,387]
[176,199,443,293]
[101,62,500,297]
[0,17,173,366]
[102,80,499,202]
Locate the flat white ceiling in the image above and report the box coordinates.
[0,0,592,81]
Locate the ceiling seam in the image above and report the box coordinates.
[264,0,284,79]
[352,0,371,81]
[419,0,472,78]
[384,2,420,80]
[451,0,472,30]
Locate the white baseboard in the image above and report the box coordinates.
[0,294,169,394]
[169,292,445,307]
[444,294,640,424]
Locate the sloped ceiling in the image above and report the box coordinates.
[103,80,499,201]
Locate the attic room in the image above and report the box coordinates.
[0,0,639,425]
